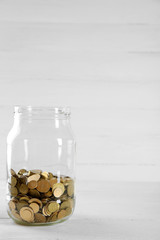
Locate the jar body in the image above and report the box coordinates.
[6,107,76,225]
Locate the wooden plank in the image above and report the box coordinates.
[0,23,159,52]
[0,0,159,24]
[0,0,159,178]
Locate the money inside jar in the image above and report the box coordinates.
[8,169,75,224]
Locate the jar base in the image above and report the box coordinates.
[8,210,71,226]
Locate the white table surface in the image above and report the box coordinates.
[0,181,160,240]
[0,0,160,239]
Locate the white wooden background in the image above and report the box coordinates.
[0,0,160,239]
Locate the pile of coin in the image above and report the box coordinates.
[8,168,75,224]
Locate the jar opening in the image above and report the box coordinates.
[14,106,71,119]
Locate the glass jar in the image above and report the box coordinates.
[6,106,76,225]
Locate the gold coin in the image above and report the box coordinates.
[19,175,27,184]
[41,171,48,179]
[8,200,16,210]
[20,207,34,222]
[20,196,30,202]
[18,169,27,175]
[60,199,73,209]
[61,176,73,184]
[52,183,65,197]
[19,184,28,194]
[11,197,18,203]
[47,212,57,222]
[68,198,74,208]
[28,189,40,198]
[29,169,42,175]
[49,178,57,188]
[45,209,52,216]
[28,180,37,189]
[16,181,21,190]
[41,198,49,204]
[48,201,59,213]
[54,188,64,198]
[60,194,68,201]
[65,207,72,216]
[10,187,18,197]
[11,176,17,187]
[44,204,52,216]
[35,213,46,223]
[29,202,39,213]
[28,198,42,208]
[57,210,67,219]
[36,179,50,193]
[48,172,54,180]
[28,174,40,182]
[44,190,52,197]
[67,183,74,197]
[16,201,28,212]
[10,169,16,176]
[52,183,65,191]
[42,206,49,216]
[11,210,21,220]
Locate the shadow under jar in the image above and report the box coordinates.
[6,106,76,225]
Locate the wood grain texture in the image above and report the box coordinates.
[0,0,160,180]
[0,1,160,238]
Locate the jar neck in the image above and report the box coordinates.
[13,106,71,128]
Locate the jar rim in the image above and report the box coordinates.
[14,106,71,118]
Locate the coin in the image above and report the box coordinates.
[48,201,59,213]
[20,207,34,222]
[41,171,48,179]
[54,188,63,198]
[28,189,40,198]
[35,213,46,223]
[65,207,72,216]
[28,174,40,182]
[16,201,28,212]
[42,206,49,216]
[10,187,18,197]
[19,175,27,184]
[29,169,42,175]
[57,210,67,219]
[68,198,74,208]
[11,197,18,203]
[29,202,39,213]
[19,184,28,194]
[43,204,52,216]
[11,176,17,187]
[52,183,65,198]
[48,172,54,180]
[10,169,16,176]
[49,178,57,188]
[18,169,27,175]
[47,212,57,222]
[20,196,30,202]
[16,181,21,190]
[9,200,16,210]
[44,190,52,197]
[11,210,21,220]
[67,183,74,197]
[60,199,72,209]
[36,179,50,193]
[41,198,49,204]
[28,180,37,189]
[60,194,68,201]
[28,198,42,208]
[61,176,73,184]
